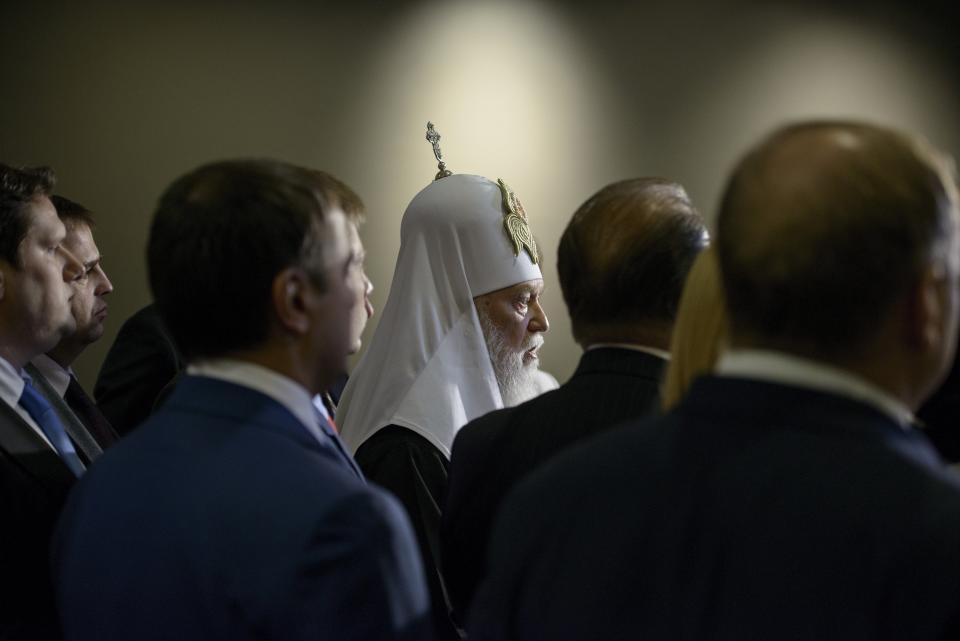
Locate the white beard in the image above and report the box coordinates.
[478,308,543,407]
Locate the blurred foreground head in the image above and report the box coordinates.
[147,160,365,393]
[717,121,960,409]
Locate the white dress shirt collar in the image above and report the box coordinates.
[716,349,914,428]
[0,355,26,410]
[0,355,56,449]
[30,353,72,398]
[586,343,671,361]
[186,359,327,446]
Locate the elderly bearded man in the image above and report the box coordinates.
[337,124,550,641]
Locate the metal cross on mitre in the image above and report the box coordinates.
[426,121,453,180]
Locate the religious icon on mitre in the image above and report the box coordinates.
[497,178,540,265]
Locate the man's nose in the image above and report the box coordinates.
[364,274,375,319]
[529,300,549,333]
[95,266,115,296]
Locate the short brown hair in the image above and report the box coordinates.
[717,121,959,356]
[557,178,706,344]
[50,194,96,230]
[147,159,364,360]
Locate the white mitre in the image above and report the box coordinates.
[337,173,542,457]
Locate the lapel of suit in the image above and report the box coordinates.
[24,363,102,465]
[0,398,77,490]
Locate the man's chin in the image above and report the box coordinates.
[58,319,78,341]
[37,321,75,354]
[79,320,107,343]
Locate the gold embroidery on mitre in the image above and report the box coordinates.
[497,179,539,265]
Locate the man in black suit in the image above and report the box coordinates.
[442,177,706,623]
[93,302,183,435]
[28,195,118,453]
[0,162,84,640]
[469,121,960,641]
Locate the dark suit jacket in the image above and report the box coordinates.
[93,304,183,436]
[918,353,960,461]
[24,363,116,465]
[53,375,433,641]
[442,347,665,622]
[468,376,960,641]
[0,401,75,641]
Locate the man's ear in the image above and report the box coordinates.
[272,267,311,335]
[906,262,947,351]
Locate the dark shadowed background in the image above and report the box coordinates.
[2,0,957,389]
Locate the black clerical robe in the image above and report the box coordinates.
[355,425,460,641]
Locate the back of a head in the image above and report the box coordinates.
[147,159,362,361]
[717,121,959,360]
[0,163,56,267]
[557,177,706,345]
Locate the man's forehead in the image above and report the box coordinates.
[493,279,544,297]
[64,224,101,261]
[63,220,95,243]
[346,218,364,248]
[26,196,64,237]
[313,207,351,267]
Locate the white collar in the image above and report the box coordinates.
[586,343,671,361]
[0,355,26,410]
[30,353,72,398]
[716,349,914,428]
[0,355,56,449]
[186,359,327,445]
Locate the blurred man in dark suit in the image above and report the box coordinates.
[442,177,706,623]
[53,160,431,641]
[0,162,84,640]
[470,121,960,641]
[93,302,183,435]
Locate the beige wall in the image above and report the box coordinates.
[2,0,957,389]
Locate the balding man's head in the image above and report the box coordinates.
[558,178,707,347]
[718,121,959,376]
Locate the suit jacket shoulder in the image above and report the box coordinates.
[443,347,666,623]
[468,376,960,641]
[93,303,184,435]
[54,377,431,641]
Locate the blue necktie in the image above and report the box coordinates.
[18,375,85,477]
